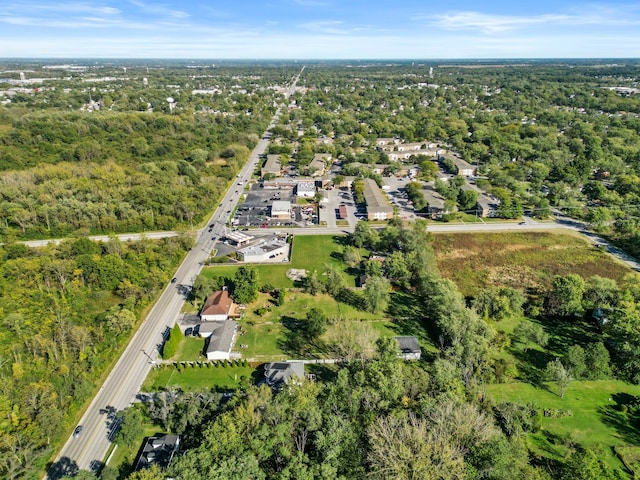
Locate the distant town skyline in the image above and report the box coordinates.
[1,0,639,59]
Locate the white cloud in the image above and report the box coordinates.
[418,6,640,34]
[425,12,573,33]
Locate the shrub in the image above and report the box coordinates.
[161,325,181,359]
[260,283,275,293]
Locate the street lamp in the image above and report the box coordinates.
[141,349,157,365]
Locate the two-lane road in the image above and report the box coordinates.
[47,68,304,477]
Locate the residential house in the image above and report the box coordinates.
[316,135,334,145]
[452,157,477,176]
[387,149,434,161]
[423,187,447,219]
[134,434,180,471]
[307,154,330,176]
[476,193,496,218]
[376,137,400,147]
[264,361,305,386]
[201,289,234,321]
[393,336,421,360]
[397,142,424,152]
[201,320,239,360]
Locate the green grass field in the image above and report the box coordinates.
[144,364,256,391]
[200,235,364,291]
[485,380,640,471]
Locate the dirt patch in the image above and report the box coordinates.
[287,269,307,281]
[485,265,542,291]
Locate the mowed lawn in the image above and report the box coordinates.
[201,235,363,289]
[485,380,640,452]
[144,364,256,391]
[432,230,632,297]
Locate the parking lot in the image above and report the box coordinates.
[231,183,318,229]
[382,177,417,219]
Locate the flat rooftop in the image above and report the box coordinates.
[239,239,288,257]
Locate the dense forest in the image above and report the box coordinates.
[0,64,295,239]
[0,234,193,478]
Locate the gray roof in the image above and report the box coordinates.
[204,321,238,354]
[263,154,282,174]
[453,157,475,172]
[423,186,446,209]
[135,434,180,471]
[238,239,288,257]
[271,200,292,212]
[264,361,305,385]
[363,178,393,214]
[394,336,421,354]
[296,181,316,193]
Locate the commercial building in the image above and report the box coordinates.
[238,239,289,263]
[270,200,292,219]
[296,181,316,198]
[223,231,254,246]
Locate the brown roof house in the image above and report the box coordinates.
[200,288,234,321]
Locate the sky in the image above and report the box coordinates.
[1,0,639,59]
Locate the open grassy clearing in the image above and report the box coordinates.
[144,364,257,392]
[432,231,631,297]
[485,380,640,471]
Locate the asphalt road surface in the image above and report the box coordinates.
[47,69,304,478]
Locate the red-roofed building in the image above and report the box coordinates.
[200,289,234,321]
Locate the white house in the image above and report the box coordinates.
[394,336,421,360]
[202,321,239,360]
